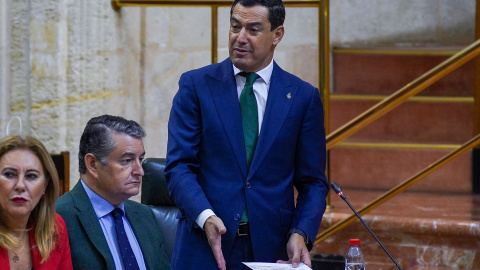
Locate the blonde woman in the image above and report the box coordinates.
[0,135,72,269]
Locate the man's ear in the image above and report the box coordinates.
[272,25,284,46]
[84,153,100,179]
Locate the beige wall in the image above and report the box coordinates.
[0,0,475,198]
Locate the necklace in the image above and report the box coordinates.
[11,232,27,264]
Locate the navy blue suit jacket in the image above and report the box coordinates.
[165,58,329,269]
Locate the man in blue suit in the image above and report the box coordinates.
[165,0,329,269]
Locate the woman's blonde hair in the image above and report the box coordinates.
[0,135,60,263]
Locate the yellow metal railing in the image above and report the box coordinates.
[315,38,480,245]
[315,133,480,244]
[112,0,320,7]
[315,0,480,245]
[326,38,480,150]
[473,0,480,193]
[475,0,480,138]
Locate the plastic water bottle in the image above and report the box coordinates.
[345,239,365,270]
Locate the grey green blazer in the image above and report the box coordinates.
[56,181,171,270]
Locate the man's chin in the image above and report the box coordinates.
[126,185,141,195]
[231,57,251,71]
[126,189,140,198]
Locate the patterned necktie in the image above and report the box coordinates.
[239,72,259,222]
[111,208,140,270]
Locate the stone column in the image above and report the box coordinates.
[0,0,11,135]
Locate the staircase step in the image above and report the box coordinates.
[329,145,471,193]
[314,189,480,269]
[333,48,475,97]
[329,95,474,144]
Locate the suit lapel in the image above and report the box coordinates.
[71,182,115,268]
[248,63,297,177]
[207,59,247,178]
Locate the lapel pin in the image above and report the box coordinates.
[286,93,291,99]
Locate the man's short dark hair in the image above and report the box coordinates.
[78,115,146,174]
[230,0,286,31]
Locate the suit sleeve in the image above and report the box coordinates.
[164,72,213,230]
[291,87,329,248]
[56,214,74,270]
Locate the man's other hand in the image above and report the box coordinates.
[204,215,227,270]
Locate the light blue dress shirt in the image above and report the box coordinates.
[81,180,147,270]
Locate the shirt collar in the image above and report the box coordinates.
[233,59,274,85]
[81,179,125,219]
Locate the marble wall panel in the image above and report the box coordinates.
[329,0,476,47]
[0,0,11,129]
[142,7,212,161]
[7,0,30,122]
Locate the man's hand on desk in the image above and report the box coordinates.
[276,233,311,268]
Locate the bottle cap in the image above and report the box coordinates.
[349,239,360,246]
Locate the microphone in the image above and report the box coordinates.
[330,182,403,270]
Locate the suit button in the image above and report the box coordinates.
[234,213,240,220]
[246,182,251,188]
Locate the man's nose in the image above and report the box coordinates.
[237,28,248,43]
[134,159,144,176]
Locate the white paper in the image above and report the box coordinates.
[243,262,312,270]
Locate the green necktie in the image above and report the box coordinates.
[239,72,259,222]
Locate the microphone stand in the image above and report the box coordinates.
[331,182,403,270]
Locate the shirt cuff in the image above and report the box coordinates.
[196,209,216,230]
